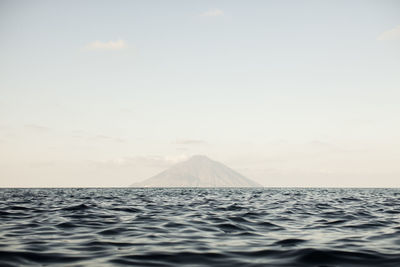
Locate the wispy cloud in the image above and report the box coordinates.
[84,39,127,50]
[70,131,126,143]
[90,154,189,168]
[377,25,400,41]
[137,155,189,165]
[93,134,126,143]
[24,124,51,132]
[200,8,224,17]
[174,139,206,145]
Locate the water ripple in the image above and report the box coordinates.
[0,188,400,266]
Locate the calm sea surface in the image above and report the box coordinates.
[1,188,400,266]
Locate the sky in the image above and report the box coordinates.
[0,0,399,187]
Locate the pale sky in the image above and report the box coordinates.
[1,0,399,187]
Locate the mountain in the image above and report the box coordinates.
[131,155,262,187]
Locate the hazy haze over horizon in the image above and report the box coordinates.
[1,0,399,187]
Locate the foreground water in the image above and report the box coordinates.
[1,188,400,266]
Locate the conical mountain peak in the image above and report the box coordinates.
[131,155,262,187]
[186,155,215,164]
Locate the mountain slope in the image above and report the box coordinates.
[131,155,262,187]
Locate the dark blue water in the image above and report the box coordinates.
[1,188,400,266]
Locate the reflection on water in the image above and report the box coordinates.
[1,188,400,266]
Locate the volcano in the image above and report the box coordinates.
[131,155,261,187]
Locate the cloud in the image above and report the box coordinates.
[173,139,206,145]
[200,8,224,17]
[71,132,126,143]
[84,39,127,50]
[377,25,400,41]
[90,154,189,168]
[93,134,126,143]
[24,124,51,132]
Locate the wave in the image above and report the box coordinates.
[1,188,400,266]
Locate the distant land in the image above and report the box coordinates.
[131,155,262,187]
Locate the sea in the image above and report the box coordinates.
[0,188,400,266]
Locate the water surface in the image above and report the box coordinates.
[1,188,400,266]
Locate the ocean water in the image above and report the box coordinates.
[1,188,400,266]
